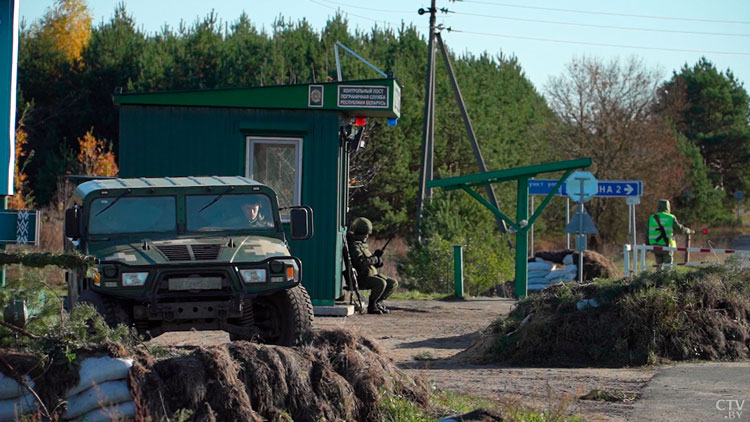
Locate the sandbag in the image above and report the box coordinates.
[527,284,547,291]
[528,271,550,279]
[528,277,549,285]
[67,357,133,397]
[0,374,33,400]
[76,400,135,422]
[64,380,132,420]
[548,272,577,283]
[527,261,553,272]
[563,254,574,265]
[546,269,576,280]
[0,392,38,422]
[564,264,577,273]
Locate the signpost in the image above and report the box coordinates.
[0,0,20,288]
[529,178,643,256]
[565,171,598,282]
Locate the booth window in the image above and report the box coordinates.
[246,136,303,219]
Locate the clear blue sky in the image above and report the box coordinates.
[21,0,750,93]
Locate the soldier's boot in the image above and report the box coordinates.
[376,301,389,314]
[367,301,384,315]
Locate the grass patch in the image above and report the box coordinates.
[412,351,437,361]
[380,394,432,422]
[467,264,750,367]
[390,290,455,301]
[424,390,581,422]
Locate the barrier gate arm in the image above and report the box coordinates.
[427,158,592,298]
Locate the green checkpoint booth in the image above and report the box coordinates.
[114,79,401,306]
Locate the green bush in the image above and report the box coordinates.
[399,191,514,295]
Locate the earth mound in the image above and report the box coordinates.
[134,328,431,422]
[2,329,431,422]
[457,265,750,367]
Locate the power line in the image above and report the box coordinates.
[450,29,750,56]
[313,0,414,14]
[454,10,750,37]
[462,0,750,25]
[308,0,750,56]
[308,0,396,27]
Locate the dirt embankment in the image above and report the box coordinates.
[2,330,431,422]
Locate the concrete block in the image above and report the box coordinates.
[314,304,355,317]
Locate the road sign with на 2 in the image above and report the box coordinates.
[596,180,643,197]
[529,179,642,198]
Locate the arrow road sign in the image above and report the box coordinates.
[529,179,642,197]
[596,180,642,197]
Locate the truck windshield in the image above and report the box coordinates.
[89,196,177,234]
[187,193,275,232]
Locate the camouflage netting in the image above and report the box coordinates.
[0,251,98,276]
[130,329,430,422]
[457,265,750,367]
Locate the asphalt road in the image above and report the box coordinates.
[731,234,750,251]
[629,362,750,422]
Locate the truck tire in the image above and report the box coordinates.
[78,290,132,329]
[254,285,313,346]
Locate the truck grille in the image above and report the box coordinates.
[192,244,222,260]
[155,244,222,261]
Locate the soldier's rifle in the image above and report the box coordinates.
[342,232,364,313]
[374,231,397,257]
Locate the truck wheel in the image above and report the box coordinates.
[254,285,313,346]
[78,290,132,329]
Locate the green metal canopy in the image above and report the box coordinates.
[114,78,401,119]
[427,158,592,298]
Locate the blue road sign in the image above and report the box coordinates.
[596,180,642,197]
[529,179,567,196]
[530,179,642,197]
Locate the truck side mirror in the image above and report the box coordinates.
[65,207,81,239]
[289,206,313,241]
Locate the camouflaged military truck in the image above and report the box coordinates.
[64,176,314,346]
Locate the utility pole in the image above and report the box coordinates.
[415,2,509,242]
[415,0,437,242]
[435,32,508,236]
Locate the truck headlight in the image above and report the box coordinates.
[121,272,148,287]
[240,269,266,283]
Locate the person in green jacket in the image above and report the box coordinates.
[348,217,398,315]
[647,199,694,266]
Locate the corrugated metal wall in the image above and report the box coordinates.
[119,105,344,305]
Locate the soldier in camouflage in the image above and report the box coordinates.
[348,217,398,315]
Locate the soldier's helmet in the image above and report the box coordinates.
[658,199,671,213]
[351,217,373,235]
